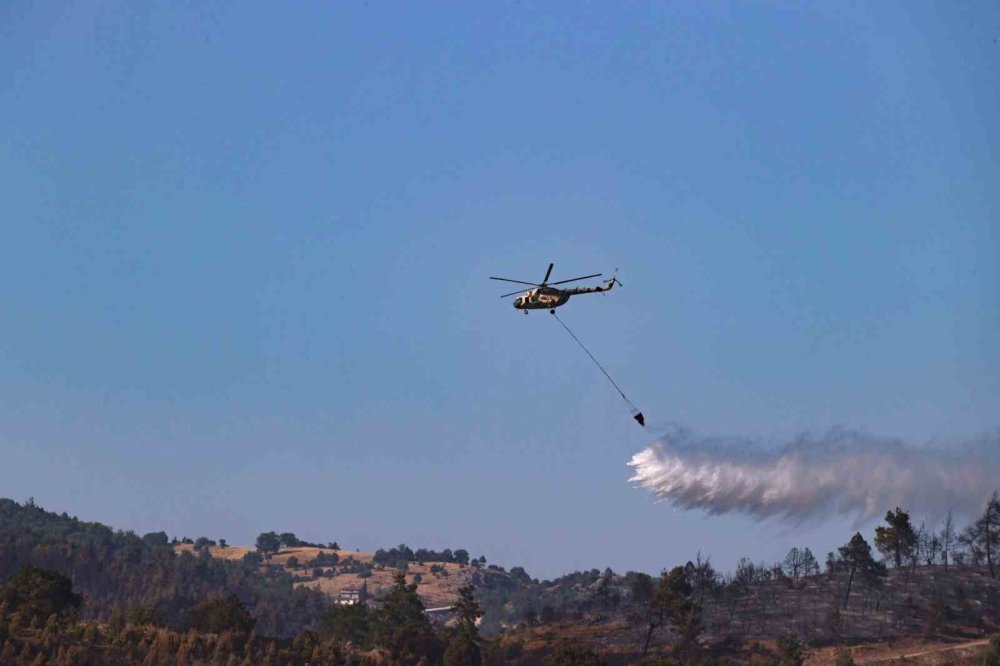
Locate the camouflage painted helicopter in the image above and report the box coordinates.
[490,263,621,313]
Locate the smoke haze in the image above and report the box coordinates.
[629,427,1000,523]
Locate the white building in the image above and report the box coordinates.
[336,581,368,606]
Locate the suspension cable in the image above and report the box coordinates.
[551,311,644,426]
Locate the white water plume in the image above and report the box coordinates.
[628,426,1000,523]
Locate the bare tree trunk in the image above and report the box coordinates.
[987,517,995,579]
[843,566,856,609]
[642,610,663,656]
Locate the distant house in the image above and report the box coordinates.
[337,581,368,606]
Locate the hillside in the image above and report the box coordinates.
[174,542,474,609]
[0,499,329,637]
[486,565,1000,662]
[4,497,1000,664]
[696,564,1000,643]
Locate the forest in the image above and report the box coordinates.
[2,496,1000,665]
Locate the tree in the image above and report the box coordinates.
[127,602,158,626]
[444,584,482,666]
[453,549,470,565]
[142,532,169,548]
[940,510,956,571]
[592,568,616,611]
[826,551,838,575]
[451,584,482,634]
[964,491,1000,578]
[641,566,699,657]
[308,551,340,569]
[0,498,331,638]
[630,573,654,605]
[983,491,1000,578]
[256,532,280,557]
[783,548,805,579]
[801,548,820,576]
[509,566,532,585]
[685,552,718,606]
[278,532,300,548]
[242,551,263,568]
[0,565,82,622]
[874,507,917,569]
[320,603,370,645]
[917,522,941,566]
[540,605,558,624]
[188,595,255,634]
[371,571,440,662]
[837,533,885,609]
[292,630,320,661]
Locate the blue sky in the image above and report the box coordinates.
[2,2,997,578]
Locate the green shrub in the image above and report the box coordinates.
[541,643,608,666]
[188,595,255,635]
[978,635,1000,666]
[777,634,804,666]
[835,650,856,666]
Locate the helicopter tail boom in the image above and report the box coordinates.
[561,272,620,296]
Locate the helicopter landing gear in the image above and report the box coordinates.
[550,309,556,314]
[523,310,528,315]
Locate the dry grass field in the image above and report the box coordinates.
[175,543,252,560]
[299,560,471,609]
[174,543,468,608]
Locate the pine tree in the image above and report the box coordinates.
[837,533,885,609]
[371,571,440,663]
[640,566,698,657]
[0,566,82,623]
[445,585,482,666]
[874,507,917,569]
[965,491,1000,578]
[801,548,820,576]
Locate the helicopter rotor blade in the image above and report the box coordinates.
[541,263,554,284]
[489,277,541,286]
[499,289,526,298]
[549,272,602,286]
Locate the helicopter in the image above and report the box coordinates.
[490,263,621,313]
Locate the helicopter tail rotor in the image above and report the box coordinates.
[600,269,622,291]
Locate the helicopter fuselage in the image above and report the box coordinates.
[513,278,616,311]
[513,287,570,310]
